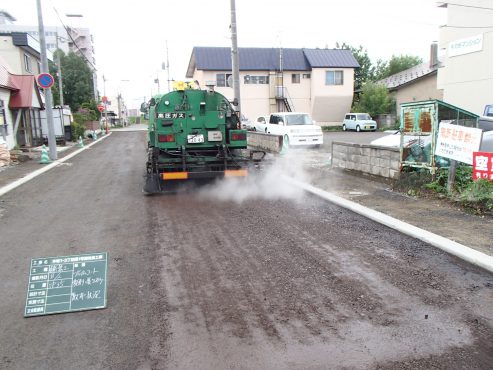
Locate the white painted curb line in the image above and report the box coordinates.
[288,177,493,274]
[0,132,112,198]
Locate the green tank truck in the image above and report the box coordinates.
[142,82,264,193]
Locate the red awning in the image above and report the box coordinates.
[9,74,43,109]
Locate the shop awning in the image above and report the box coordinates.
[9,74,43,109]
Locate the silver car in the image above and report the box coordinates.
[342,113,377,132]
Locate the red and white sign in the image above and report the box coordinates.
[435,122,483,165]
[473,151,493,181]
[97,104,105,112]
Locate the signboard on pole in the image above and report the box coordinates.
[435,122,482,165]
[473,152,493,181]
[25,252,108,317]
[37,73,55,89]
[97,104,105,112]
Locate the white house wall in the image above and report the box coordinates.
[194,68,354,124]
[0,35,40,75]
[0,88,15,149]
[311,68,354,124]
[437,0,493,115]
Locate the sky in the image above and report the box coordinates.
[2,0,446,109]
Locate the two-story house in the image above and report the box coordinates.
[0,32,48,149]
[186,47,359,125]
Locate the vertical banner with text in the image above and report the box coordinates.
[473,152,493,181]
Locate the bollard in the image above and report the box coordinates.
[39,145,51,164]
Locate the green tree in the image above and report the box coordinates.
[48,49,63,106]
[374,55,423,81]
[49,51,94,112]
[352,82,394,117]
[336,42,372,92]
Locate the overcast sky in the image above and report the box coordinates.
[2,0,446,108]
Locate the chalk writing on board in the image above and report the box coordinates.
[25,252,108,317]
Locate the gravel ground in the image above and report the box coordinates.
[0,131,491,369]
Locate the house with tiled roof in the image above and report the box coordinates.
[377,44,443,116]
[186,47,360,124]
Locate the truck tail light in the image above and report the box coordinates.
[158,134,174,142]
[231,133,246,141]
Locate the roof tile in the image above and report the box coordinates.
[189,47,359,75]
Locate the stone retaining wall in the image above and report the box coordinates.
[332,141,401,179]
[247,132,283,153]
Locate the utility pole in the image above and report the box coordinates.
[55,33,64,107]
[36,0,57,160]
[103,74,109,134]
[117,94,122,126]
[230,0,241,113]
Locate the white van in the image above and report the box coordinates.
[256,112,323,147]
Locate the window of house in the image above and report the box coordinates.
[216,73,233,87]
[291,74,300,84]
[0,100,7,140]
[244,75,269,84]
[24,54,32,73]
[302,73,311,79]
[325,70,344,85]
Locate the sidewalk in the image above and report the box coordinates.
[308,167,493,258]
[0,137,96,189]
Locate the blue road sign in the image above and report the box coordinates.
[37,73,55,89]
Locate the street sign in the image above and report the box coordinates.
[25,252,108,317]
[102,96,108,103]
[37,73,55,89]
[97,104,105,112]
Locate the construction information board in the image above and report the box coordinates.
[25,252,108,317]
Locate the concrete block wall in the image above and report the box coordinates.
[332,141,401,180]
[247,132,283,153]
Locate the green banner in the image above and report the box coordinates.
[25,252,108,317]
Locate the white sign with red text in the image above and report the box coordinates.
[435,122,482,165]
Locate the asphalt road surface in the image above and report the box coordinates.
[0,130,492,369]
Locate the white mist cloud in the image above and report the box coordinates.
[198,150,314,204]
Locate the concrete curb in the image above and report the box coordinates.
[288,177,493,274]
[0,132,112,198]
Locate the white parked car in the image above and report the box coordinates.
[255,112,323,148]
[342,113,377,132]
[240,114,254,131]
[254,115,270,132]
